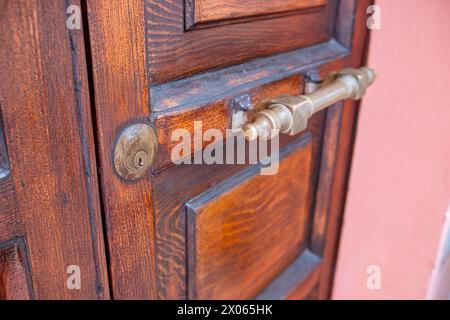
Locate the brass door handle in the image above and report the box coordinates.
[243,67,376,140]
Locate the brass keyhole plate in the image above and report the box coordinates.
[113,123,158,181]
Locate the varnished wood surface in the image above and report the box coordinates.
[146,0,337,83]
[187,139,315,299]
[186,0,328,28]
[0,0,109,299]
[85,0,157,299]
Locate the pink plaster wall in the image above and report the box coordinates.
[333,0,450,299]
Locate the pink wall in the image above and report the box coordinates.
[333,0,450,299]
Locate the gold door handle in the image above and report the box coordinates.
[243,67,376,140]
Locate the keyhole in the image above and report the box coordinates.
[133,151,148,170]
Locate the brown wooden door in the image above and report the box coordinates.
[0,0,371,300]
[0,0,109,299]
[86,0,372,299]
[0,0,372,300]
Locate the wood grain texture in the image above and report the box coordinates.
[146,0,337,83]
[85,0,157,299]
[0,239,32,300]
[186,139,314,299]
[0,0,109,299]
[186,0,328,28]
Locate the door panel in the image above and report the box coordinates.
[187,139,314,299]
[147,0,340,83]
[187,0,328,27]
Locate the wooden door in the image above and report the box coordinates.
[86,0,372,299]
[0,0,109,299]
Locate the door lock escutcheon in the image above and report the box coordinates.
[113,123,158,181]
